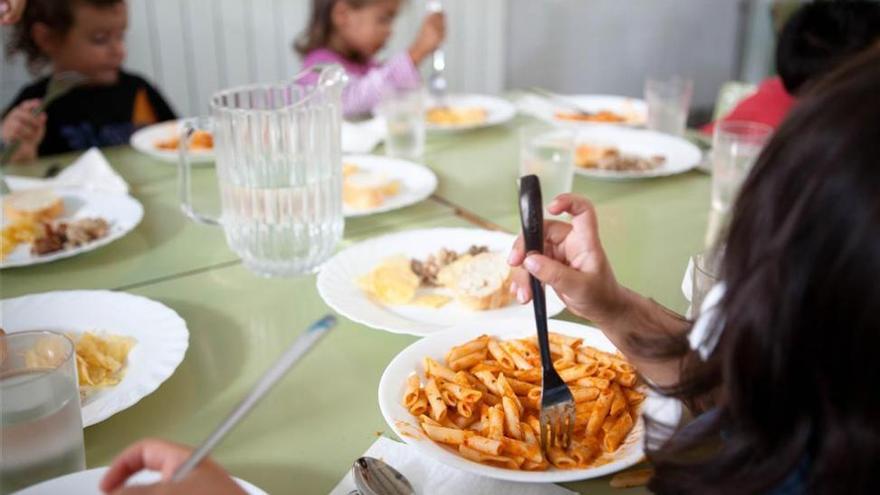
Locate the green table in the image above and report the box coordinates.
[2,114,710,494]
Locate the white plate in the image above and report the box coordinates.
[1,186,144,269]
[550,95,647,127]
[1,290,189,427]
[342,154,438,217]
[426,94,517,132]
[12,467,266,495]
[378,318,682,483]
[317,228,565,336]
[573,126,702,180]
[130,120,214,164]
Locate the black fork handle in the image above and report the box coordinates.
[519,175,554,373]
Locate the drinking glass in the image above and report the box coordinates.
[691,250,721,318]
[1,331,85,494]
[644,77,693,136]
[710,121,772,214]
[178,65,347,277]
[376,88,425,160]
[519,124,575,213]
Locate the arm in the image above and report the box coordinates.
[508,194,691,386]
[340,52,421,116]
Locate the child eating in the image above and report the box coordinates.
[1,0,176,163]
[295,0,445,117]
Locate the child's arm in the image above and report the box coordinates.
[340,12,445,116]
[1,99,46,163]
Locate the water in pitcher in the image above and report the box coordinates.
[219,174,344,277]
[1,370,86,494]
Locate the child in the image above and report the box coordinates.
[295,0,445,117]
[703,1,880,135]
[1,0,176,163]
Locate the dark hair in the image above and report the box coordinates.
[293,0,380,58]
[6,0,123,73]
[646,47,880,494]
[776,1,880,94]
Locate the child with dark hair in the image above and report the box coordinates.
[1,0,175,163]
[511,46,880,494]
[296,0,445,117]
[703,0,880,134]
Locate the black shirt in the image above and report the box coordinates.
[2,70,176,157]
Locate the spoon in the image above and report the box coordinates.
[348,457,415,495]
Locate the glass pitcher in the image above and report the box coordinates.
[178,65,347,277]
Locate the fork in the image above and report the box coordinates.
[426,0,447,106]
[518,174,576,452]
[527,86,594,118]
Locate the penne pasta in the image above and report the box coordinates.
[487,404,505,440]
[405,336,643,472]
[610,383,628,417]
[502,396,523,440]
[466,435,503,456]
[422,423,467,445]
[424,357,457,382]
[487,339,516,370]
[449,350,487,371]
[571,386,600,403]
[425,377,448,422]
[403,373,421,408]
[603,411,634,452]
[559,364,593,382]
[587,388,614,435]
[409,391,429,416]
[447,335,489,363]
[576,377,611,390]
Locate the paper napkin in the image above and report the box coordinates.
[342,117,386,154]
[4,147,129,194]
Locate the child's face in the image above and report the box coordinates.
[336,0,401,59]
[45,1,128,84]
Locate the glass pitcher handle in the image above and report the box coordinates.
[178,117,220,226]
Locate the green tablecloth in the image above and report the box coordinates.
[1,114,710,495]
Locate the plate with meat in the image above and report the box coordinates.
[573,126,702,180]
[130,119,214,164]
[1,183,143,269]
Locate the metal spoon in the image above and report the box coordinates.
[348,457,415,495]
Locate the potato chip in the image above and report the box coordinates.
[358,257,420,305]
[1,218,39,259]
[73,332,135,388]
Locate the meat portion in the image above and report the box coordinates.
[31,218,110,255]
[410,245,489,286]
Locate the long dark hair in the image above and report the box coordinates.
[293,0,377,58]
[646,47,880,494]
[6,0,123,73]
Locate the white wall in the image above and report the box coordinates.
[505,0,747,111]
[1,0,506,117]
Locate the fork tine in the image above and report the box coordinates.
[540,417,550,453]
[566,407,575,448]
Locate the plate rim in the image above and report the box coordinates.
[316,227,565,335]
[10,466,266,495]
[0,289,190,427]
[377,317,683,483]
[0,188,145,269]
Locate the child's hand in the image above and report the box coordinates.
[1,99,46,163]
[408,12,446,65]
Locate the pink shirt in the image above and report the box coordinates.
[303,48,422,117]
[702,77,796,135]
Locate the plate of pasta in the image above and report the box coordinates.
[378,318,681,482]
[130,119,214,164]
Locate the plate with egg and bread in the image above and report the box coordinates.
[317,228,565,335]
[342,155,437,217]
[1,183,143,268]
